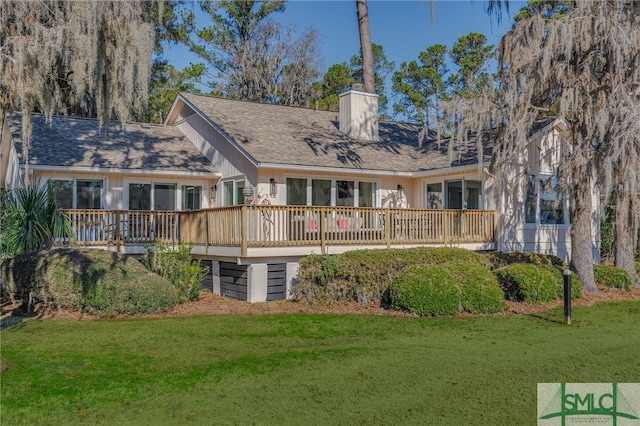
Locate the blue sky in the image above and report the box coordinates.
[164,0,526,108]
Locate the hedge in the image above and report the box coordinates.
[593,265,632,291]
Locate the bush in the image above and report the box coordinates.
[294,247,491,306]
[389,262,507,317]
[441,261,508,314]
[593,265,632,291]
[141,242,208,302]
[551,268,583,300]
[2,248,178,316]
[487,251,564,270]
[1,253,40,303]
[494,263,559,303]
[389,265,460,316]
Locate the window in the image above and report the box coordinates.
[46,178,104,209]
[359,182,376,207]
[286,178,307,205]
[425,183,442,209]
[311,179,331,206]
[47,180,73,209]
[525,174,567,225]
[336,180,354,207]
[129,183,151,210]
[182,186,201,211]
[445,180,481,210]
[286,178,377,207]
[129,183,177,211]
[222,179,247,206]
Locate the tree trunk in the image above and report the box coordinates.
[570,165,597,292]
[613,193,639,286]
[356,0,375,93]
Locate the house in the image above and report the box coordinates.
[0,88,600,302]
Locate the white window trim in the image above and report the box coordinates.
[285,175,380,207]
[524,173,571,229]
[43,176,107,209]
[124,178,192,211]
[422,177,485,210]
[221,176,247,206]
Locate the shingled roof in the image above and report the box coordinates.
[8,113,218,174]
[178,92,491,173]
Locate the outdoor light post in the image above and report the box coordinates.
[563,269,572,325]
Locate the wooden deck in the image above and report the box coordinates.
[63,207,495,255]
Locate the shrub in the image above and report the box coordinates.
[1,183,74,256]
[389,265,459,316]
[294,247,491,306]
[494,263,558,303]
[441,261,508,314]
[593,265,632,291]
[0,253,40,303]
[1,248,178,316]
[551,268,583,300]
[487,251,564,270]
[141,242,208,302]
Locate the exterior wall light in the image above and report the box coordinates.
[210,184,217,202]
[270,178,277,197]
[397,184,404,197]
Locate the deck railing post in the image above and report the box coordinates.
[115,210,121,253]
[385,209,391,249]
[241,205,248,257]
[205,209,210,254]
[443,211,448,245]
[320,209,326,255]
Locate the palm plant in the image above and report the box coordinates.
[1,183,74,255]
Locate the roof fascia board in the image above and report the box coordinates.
[412,163,489,178]
[23,164,221,178]
[164,94,184,126]
[175,94,260,168]
[525,117,570,146]
[259,162,486,178]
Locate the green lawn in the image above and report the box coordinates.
[2,302,639,425]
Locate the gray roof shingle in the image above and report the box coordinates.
[181,92,491,173]
[8,113,218,174]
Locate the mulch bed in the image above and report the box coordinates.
[2,286,640,329]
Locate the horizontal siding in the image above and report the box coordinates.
[219,262,248,301]
[267,263,286,300]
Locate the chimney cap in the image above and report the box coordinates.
[352,83,364,91]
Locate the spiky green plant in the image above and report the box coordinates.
[1,183,74,255]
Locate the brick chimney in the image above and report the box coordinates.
[339,84,379,141]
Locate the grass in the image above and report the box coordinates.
[1,302,639,425]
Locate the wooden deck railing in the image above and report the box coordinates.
[63,210,179,251]
[64,207,495,254]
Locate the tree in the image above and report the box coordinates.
[460,0,640,289]
[310,63,358,111]
[146,62,208,124]
[448,32,494,99]
[190,0,321,105]
[0,0,163,185]
[356,0,375,94]
[350,44,395,115]
[392,44,449,145]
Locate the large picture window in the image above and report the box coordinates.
[525,174,567,225]
[46,178,103,209]
[286,178,377,207]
